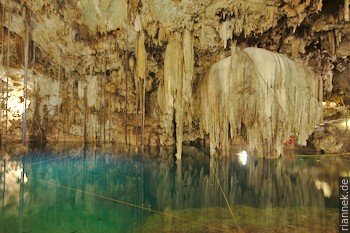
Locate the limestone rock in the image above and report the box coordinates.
[312,125,344,153]
[197,48,322,158]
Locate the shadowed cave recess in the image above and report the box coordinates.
[0,0,350,159]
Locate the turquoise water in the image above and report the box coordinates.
[0,144,349,233]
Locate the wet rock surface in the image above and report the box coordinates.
[312,124,345,153]
[0,0,350,157]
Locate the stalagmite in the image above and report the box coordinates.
[198,47,322,158]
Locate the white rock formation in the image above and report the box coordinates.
[157,30,194,159]
[198,47,322,158]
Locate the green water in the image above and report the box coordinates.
[0,144,349,233]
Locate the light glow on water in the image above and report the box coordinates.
[237,150,248,166]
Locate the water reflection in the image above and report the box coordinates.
[0,158,28,209]
[315,179,332,198]
[0,143,348,233]
[237,150,248,165]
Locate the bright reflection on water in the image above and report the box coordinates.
[0,144,349,233]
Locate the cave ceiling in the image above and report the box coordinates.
[1,0,348,81]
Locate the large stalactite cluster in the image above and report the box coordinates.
[0,0,350,158]
[198,47,322,158]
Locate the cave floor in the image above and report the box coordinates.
[0,143,348,233]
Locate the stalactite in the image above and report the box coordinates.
[157,30,194,159]
[328,31,335,55]
[5,5,10,144]
[124,0,130,148]
[1,0,4,61]
[142,78,145,149]
[335,29,342,47]
[136,26,147,150]
[84,87,87,145]
[158,32,183,158]
[102,76,105,143]
[106,38,111,143]
[124,47,128,147]
[176,29,194,159]
[99,73,102,143]
[198,47,322,158]
[89,65,93,142]
[220,21,233,49]
[345,0,349,22]
[108,92,111,142]
[30,93,43,144]
[55,57,64,140]
[0,0,4,146]
[182,29,194,126]
[200,13,205,49]
[135,79,139,148]
[32,40,35,64]
[22,6,29,146]
[136,29,146,81]
[103,28,107,143]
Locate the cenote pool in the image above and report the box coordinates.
[0,144,349,233]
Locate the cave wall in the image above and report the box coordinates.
[0,0,350,157]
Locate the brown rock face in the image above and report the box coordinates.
[312,124,345,153]
[0,0,350,157]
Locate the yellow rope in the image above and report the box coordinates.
[214,173,244,233]
[23,153,244,232]
[24,154,71,167]
[31,177,234,233]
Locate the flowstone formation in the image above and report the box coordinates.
[198,48,322,158]
[0,0,350,158]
